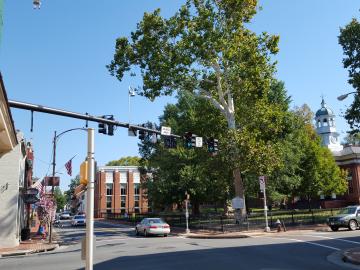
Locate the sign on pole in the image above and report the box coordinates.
[161,126,171,136]
[231,197,244,209]
[195,137,203,147]
[259,176,265,192]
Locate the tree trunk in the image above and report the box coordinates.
[192,201,200,215]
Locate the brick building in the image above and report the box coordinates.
[94,166,148,218]
[315,99,360,208]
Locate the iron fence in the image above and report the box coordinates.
[100,208,341,232]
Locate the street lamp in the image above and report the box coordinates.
[337,91,357,101]
[48,127,86,243]
[128,86,136,124]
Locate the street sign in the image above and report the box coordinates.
[195,137,203,147]
[231,197,244,209]
[259,176,265,192]
[44,176,60,186]
[161,126,171,136]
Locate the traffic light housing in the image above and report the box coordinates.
[207,137,219,153]
[164,136,177,148]
[107,115,114,136]
[80,161,88,185]
[184,132,192,149]
[139,130,146,140]
[98,116,107,134]
[191,134,197,148]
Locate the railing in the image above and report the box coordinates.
[99,208,341,232]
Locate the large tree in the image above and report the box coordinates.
[108,0,279,216]
[339,17,360,132]
[140,92,231,214]
[106,156,141,166]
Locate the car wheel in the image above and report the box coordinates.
[348,220,358,231]
[135,228,139,236]
[330,226,339,232]
[144,230,148,237]
[164,234,168,237]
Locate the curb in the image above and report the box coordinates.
[0,244,59,258]
[180,233,250,239]
[343,249,360,265]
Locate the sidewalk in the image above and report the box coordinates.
[0,232,59,258]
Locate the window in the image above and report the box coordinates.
[121,196,126,208]
[121,183,127,195]
[348,170,354,194]
[106,196,112,208]
[134,183,140,195]
[106,183,113,196]
[134,184,140,212]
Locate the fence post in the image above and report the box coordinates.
[311,209,315,224]
[221,215,224,233]
[291,211,295,225]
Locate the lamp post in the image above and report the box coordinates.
[49,127,86,244]
[128,86,136,124]
[337,91,358,101]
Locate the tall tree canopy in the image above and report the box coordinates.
[339,17,360,133]
[108,0,280,216]
[106,156,141,166]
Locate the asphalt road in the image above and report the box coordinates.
[1,220,360,270]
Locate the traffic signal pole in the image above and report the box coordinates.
[86,128,95,270]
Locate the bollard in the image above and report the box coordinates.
[275,219,282,232]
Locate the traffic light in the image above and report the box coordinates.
[214,139,218,152]
[191,134,197,148]
[80,161,88,185]
[164,136,177,148]
[139,130,146,140]
[184,132,192,149]
[107,115,114,136]
[207,137,215,153]
[207,137,219,153]
[98,116,107,134]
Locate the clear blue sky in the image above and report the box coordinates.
[0,0,359,191]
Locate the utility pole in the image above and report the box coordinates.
[48,131,57,243]
[86,128,95,270]
[185,192,190,234]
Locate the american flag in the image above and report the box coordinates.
[65,159,72,176]
[32,179,44,196]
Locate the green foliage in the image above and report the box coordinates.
[64,175,80,203]
[106,156,141,166]
[54,187,66,211]
[339,17,360,132]
[140,93,231,213]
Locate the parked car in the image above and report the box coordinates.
[71,215,86,226]
[135,218,170,237]
[60,212,71,220]
[327,205,360,231]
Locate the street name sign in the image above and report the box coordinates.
[161,126,171,136]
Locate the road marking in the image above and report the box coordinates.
[305,234,360,245]
[257,236,340,251]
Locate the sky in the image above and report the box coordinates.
[0,0,359,191]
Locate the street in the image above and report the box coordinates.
[1,221,360,270]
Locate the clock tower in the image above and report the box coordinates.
[315,98,343,152]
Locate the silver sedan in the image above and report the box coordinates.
[135,218,170,237]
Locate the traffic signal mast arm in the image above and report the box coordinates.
[8,99,181,138]
[8,100,216,152]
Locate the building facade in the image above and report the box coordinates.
[315,98,360,208]
[94,166,148,218]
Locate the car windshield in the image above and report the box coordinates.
[147,218,165,224]
[338,207,357,215]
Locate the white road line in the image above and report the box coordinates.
[257,236,340,251]
[305,234,360,245]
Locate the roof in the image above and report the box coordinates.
[315,98,334,117]
[0,72,18,155]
